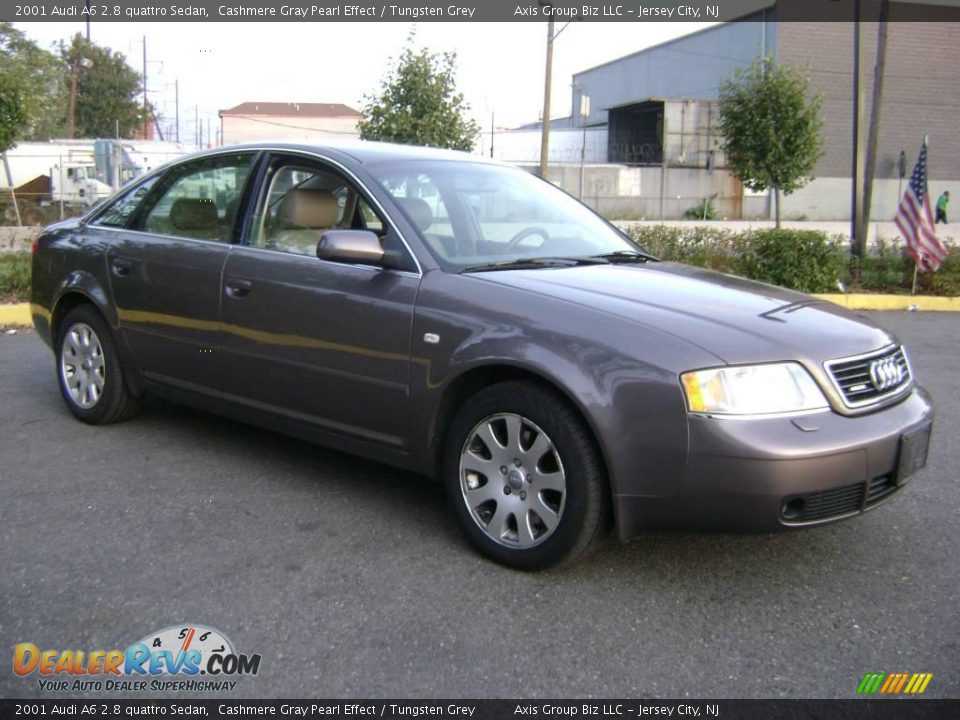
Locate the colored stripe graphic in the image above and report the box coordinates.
[906,673,934,694]
[857,673,885,693]
[880,674,898,693]
[857,672,932,694]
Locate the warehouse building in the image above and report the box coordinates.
[540,0,960,220]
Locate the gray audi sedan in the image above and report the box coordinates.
[30,142,933,570]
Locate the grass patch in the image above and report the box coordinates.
[0,252,31,303]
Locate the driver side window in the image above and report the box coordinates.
[250,162,380,257]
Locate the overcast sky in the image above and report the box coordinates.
[16,20,715,143]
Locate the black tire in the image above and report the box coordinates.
[443,381,609,570]
[55,304,140,424]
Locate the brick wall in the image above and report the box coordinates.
[778,18,959,181]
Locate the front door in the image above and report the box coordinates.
[217,154,420,450]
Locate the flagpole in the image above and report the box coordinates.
[915,136,931,294]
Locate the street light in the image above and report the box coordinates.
[67,57,94,139]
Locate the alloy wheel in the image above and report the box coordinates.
[459,413,566,548]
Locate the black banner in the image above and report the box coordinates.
[2,700,960,720]
[3,0,960,24]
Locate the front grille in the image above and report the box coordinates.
[865,474,898,506]
[825,346,911,408]
[781,475,902,525]
[799,483,865,521]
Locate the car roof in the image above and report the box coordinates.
[201,139,503,167]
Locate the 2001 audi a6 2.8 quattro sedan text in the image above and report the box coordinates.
[31,142,934,569]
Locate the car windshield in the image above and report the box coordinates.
[368,160,639,270]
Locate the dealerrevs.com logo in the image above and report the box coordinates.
[13,624,261,692]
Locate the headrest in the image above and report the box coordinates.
[278,188,339,229]
[396,197,433,232]
[170,198,218,230]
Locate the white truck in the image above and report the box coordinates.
[50,162,116,207]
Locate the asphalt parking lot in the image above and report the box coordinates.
[1,311,958,700]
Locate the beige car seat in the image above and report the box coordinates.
[272,188,339,255]
[169,198,221,240]
[396,197,433,233]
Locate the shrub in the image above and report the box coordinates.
[0,251,31,302]
[627,225,738,273]
[625,225,847,293]
[732,229,846,293]
[682,198,718,220]
[844,243,960,296]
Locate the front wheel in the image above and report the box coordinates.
[55,304,139,424]
[443,381,609,570]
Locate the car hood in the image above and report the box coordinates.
[470,262,895,365]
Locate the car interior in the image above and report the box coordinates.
[252,163,386,258]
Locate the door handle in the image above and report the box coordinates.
[224,278,253,298]
[110,258,133,277]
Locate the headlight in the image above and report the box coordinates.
[681,362,828,415]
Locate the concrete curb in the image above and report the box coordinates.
[814,294,960,312]
[0,303,31,326]
[1,295,959,328]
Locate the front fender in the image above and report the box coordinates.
[407,274,695,502]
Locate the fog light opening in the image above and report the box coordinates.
[781,497,806,521]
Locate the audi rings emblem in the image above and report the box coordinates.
[869,356,905,392]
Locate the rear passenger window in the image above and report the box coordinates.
[138,153,255,242]
[91,177,159,228]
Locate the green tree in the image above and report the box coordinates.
[0,72,26,153]
[718,57,823,227]
[61,34,146,139]
[0,23,66,140]
[359,39,479,151]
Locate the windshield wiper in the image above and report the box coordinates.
[589,250,653,264]
[461,256,607,273]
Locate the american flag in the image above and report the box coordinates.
[893,142,948,272]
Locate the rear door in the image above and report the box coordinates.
[100,152,258,392]
[217,152,421,450]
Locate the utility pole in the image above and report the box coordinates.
[67,66,80,139]
[490,111,494,159]
[2,152,22,226]
[862,0,890,258]
[67,57,93,139]
[142,35,149,140]
[175,79,180,144]
[85,0,91,41]
[578,91,590,201]
[850,0,866,260]
[195,106,199,147]
[538,17,554,179]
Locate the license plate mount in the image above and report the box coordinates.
[897,423,932,485]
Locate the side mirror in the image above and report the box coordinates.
[316,230,388,266]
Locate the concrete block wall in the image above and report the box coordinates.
[0,227,40,253]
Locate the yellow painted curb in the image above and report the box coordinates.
[0,303,32,326]
[814,294,960,312]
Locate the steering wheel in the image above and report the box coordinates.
[506,226,550,250]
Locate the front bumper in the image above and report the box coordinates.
[614,387,934,540]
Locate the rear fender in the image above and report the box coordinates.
[52,270,119,333]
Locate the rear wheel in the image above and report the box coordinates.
[55,304,139,424]
[444,381,608,570]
